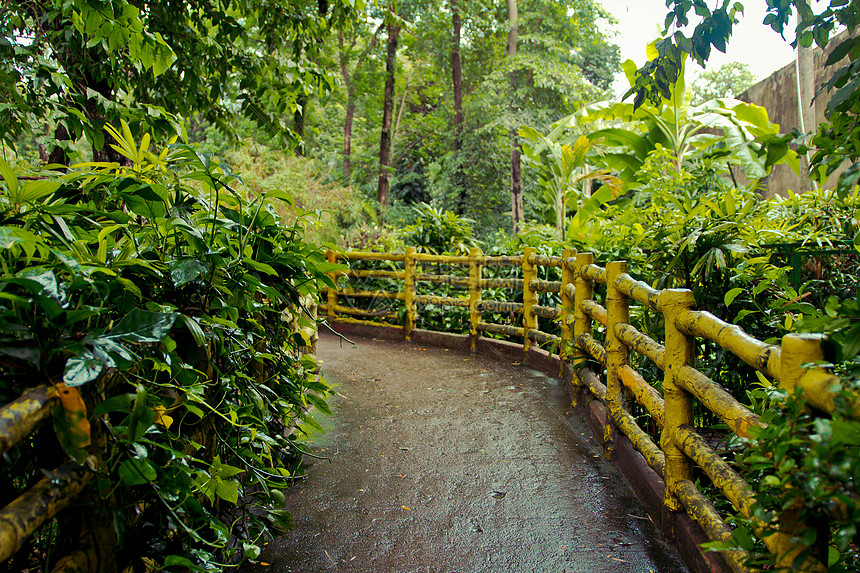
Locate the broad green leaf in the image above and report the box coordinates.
[179,314,207,347]
[119,458,157,486]
[305,392,332,416]
[244,259,278,276]
[215,480,240,504]
[111,308,177,343]
[0,343,40,367]
[0,227,46,259]
[123,184,169,218]
[730,102,772,129]
[164,556,209,572]
[64,352,104,387]
[171,259,210,286]
[17,268,63,301]
[93,394,134,418]
[152,43,177,76]
[19,179,61,204]
[211,456,244,479]
[621,58,639,88]
[724,287,744,307]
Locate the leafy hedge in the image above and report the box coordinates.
[0,123,341,571]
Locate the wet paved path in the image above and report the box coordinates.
[247,332,689,573]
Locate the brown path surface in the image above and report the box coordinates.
[245,332,689,573]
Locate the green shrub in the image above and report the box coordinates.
[0,123,341,571]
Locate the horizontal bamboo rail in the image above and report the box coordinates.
[0,462,91,563]
[322,245,853,573]
[0,386,58,456]
[0,385,99,568]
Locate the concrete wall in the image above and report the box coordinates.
[738,28,852,197]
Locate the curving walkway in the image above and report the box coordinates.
[244,331,689,573]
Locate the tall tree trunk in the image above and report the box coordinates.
[451,0,467,213]
[507,0,523,234]
[343,98,355,180]
[377,8,400,208]
[339,25,382,184]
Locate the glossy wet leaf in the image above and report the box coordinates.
[119,458,157,486]
[111,309,177,343]
[63,352,104,387]
[170,259,210,286]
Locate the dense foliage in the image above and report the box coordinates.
[4,0,860,570]
[0,125,341,571]
[311,0,620,233]
[1,0,363,161]
[630,1,860,187]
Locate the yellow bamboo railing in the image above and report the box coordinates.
[322,246,857,573]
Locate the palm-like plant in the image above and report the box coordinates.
[519,128,621,239]
[543,46,798,187]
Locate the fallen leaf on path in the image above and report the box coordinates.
[401,505,410,510]
[490,490,506,499]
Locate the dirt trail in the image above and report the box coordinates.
[244,332,689,573]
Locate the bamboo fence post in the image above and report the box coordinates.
[572,252,594,372]
[326,249,338,324]
[605,261,630,459]
[560,249,576,374]
[766,334,832,571]
[404,246,416,340]
[468,247,483,351]
[659,288,696,513]
[781,333,849,415]
[522,247,538,353]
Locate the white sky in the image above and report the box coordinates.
[599,0,798,97]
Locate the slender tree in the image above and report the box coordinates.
[378,4,402,207]
[451,0,467,212]
[507,0,523,234]
[338,24,382,181]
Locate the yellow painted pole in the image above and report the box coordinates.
[468,247,483,350]
[767,333,833,571]
[659,288,696,513]
[560,249,576,373]
[605,261,631,459]
[572,253,594,371]
[522,247,538,353]
[326,249,338,324]
[404,246,416,341]
[781,333,854,417]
